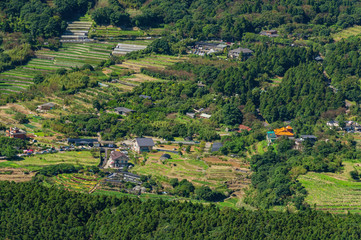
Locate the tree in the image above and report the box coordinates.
[222,103,243,125]
[3,146,18,159]
[14,112,28,124]
[33,74,44,84]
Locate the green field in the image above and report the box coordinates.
[0,151,99,171]
[299,161,361,214]
[332,25,361,41]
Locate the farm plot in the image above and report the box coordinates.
[332,25,361,41]
[299,161,361,214]
[131,152,248,190]
[103,55,185,89]
[52,173,100,192]
[89,25,163,40]
[0,167,35,182]
[0,42,114,94]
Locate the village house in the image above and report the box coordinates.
[211,142,223,152]
[238,124,252,132]
[266,131,277,144]
[37,102,55,111]
[6,127,27,139]
[228,47,253,60]
[186,112,195,118]
[139,95,152,100]
[295,135,317,150]
[114,107,135,116]
[344,121,361,132]
[260,30,279,37]
[326,120,339,128]
[133,138,155,153]
[200,113,212,119]
[274,126,294,137]
[192,42,228,55]
[108,150,129,168]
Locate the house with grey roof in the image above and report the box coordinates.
[37,102,55,111]
[228,47,253,60]
[139,95,152,100]
[133,138,155,153]
[211,142,223,152]
[108,150,129,168]
[114,107,135,116]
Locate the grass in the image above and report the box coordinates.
[332,25,361,41]
[217,197,239,209]
[0,151,99,171]
[298,161,361,214]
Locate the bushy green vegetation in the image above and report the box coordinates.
[2,181,361,239]
[0,137,27,159]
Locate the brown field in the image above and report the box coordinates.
[203,156,242,168]
[0,168,35,182]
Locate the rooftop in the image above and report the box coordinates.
[211,142,223,152]
[229,47,253,54]
[135,138,155,147]
[110,151,128,160]
[114,107,134,113]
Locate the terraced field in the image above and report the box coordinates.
[332,25,361,41]
[103,55,185,90]
[53,173,101,193]
[299,161,361,214]
[89,25,163,40]
[0,42,114,94]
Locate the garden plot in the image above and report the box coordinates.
[52,173,100,193]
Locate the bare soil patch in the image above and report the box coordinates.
[0,168,35,182]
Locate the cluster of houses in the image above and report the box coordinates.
[259,30,279,37]
[191,42,228,56]
[191,41,254,60]
[327,120,361,133]
[186,108,212,119]
[266,126,317,148]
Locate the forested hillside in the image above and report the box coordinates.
[1,181,361,239]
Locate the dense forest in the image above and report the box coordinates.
[1,181,361,239]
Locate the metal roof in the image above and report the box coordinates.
[211,142,223,152]
[135,138,155,147]
[114,107,134,113]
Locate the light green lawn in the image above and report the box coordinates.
[0,151,98,171]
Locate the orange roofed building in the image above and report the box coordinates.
[274,126,294,137]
